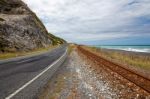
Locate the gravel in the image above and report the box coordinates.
[39,47,150,99]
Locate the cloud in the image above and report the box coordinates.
[23,0,150,43]
[58,33,130,41]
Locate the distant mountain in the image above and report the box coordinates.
[0,0,65,52]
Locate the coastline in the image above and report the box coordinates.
[94,45,150,54]
[100,48,150,57]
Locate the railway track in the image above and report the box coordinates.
[78,46,150,93]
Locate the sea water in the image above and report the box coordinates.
[95,45,150,53]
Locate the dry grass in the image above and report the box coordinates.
[0,45,58,60]
[42,75,65,99]
[85,46,150,71]
[39,73,70,99]
[68,44,76,54]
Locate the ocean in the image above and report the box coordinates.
[95,45,150,53]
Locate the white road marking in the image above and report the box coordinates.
[5,48,68,99]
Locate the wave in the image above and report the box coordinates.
[119,48,150,53]
[96,45,150,53]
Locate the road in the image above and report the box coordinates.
[0,44,68,99]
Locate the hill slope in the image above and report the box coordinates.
[0,0,64,53]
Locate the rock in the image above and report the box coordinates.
[0,0,64,52]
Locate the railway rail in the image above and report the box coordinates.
[78,46,150,93]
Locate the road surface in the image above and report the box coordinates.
[0,44,67,99]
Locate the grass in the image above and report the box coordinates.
[68,43,75,54]
[39,73,70,99]
[41,75,65,99]
[0,45,58,60]
[85,46,150,71]
[48,33,66,45]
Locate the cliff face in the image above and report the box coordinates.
[0,0,59,52]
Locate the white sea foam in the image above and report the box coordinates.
[97,46,150,53]
[120,48,150,53]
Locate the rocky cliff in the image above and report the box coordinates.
[0,0,63,52]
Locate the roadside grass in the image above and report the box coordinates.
[85,46,150,71]
[68,44,75,54]
[39,75,65,99]
[0,45,58,60]
[39,73,70,99]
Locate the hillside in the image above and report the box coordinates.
[0,0,65,53]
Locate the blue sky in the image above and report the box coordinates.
[24,0,150,45]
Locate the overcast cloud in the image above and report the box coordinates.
[23,0,150,44]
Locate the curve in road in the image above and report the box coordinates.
[0,44,68,99]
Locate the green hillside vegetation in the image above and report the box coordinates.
[48,33,66,45]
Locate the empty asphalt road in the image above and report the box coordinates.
[0,44,68,99]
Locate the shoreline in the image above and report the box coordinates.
[100,48,150,57]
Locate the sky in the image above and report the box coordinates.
[23,0,150,45]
